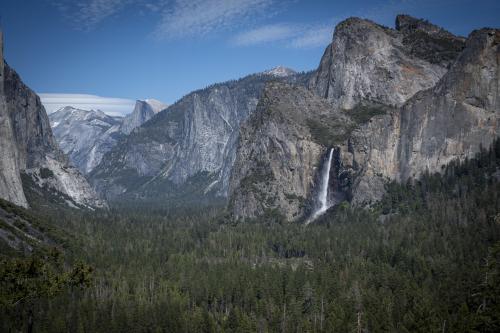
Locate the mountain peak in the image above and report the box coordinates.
[144,99,168,113]
[263,66,296,77]
[119,98,166,135]
[52,106,110,120]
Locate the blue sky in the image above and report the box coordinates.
[1,0,499,115]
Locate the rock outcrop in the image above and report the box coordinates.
[90,70,311,201]
[0,31,106,209]
[0,31,26,207]
[345,28,499,205]
[308,16,463,109]
[228,83,353,220]
[119,99,166,135]
[229,16,499,221]
[395,15,466,68]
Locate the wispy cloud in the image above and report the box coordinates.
[289,25,332,48]
[152,0,276,39]
[50,0,132,31]
[39,93,136,117]
[48,0,430,39]
[232,24,296,46]
[232,23,333,48]
[50,0,279,38]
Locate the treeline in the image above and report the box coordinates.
[1,141,500,332]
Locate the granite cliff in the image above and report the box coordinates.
[345,27,499,205]
[0,31,106,209]
[229,16,498,221]
[90,68,311,202]
[228,83,353,220]
[308,15,464,110]
[119,99,166,135]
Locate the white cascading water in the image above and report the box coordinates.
[307,148,334,224]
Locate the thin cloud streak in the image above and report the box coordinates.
[50,0,132,31]
[289,25,332,48]
[232,23,333,48]
[232,24,297,46]
[152,0,276,40]
[50,0,279,39]
[39,93,136,117]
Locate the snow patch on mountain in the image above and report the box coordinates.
[263,66,297,77]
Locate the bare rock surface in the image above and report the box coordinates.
[90,70,311,201]
[229,17,499,221]
[0,32,106,209]
[308,16,463,109]
[229,82,352,221]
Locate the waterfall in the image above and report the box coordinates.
[307,148,334,224]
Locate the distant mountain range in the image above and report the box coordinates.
[87,66,312,203]
[49,99,166,174]
[0,15,498,223]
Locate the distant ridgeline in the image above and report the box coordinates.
[77,15,499,219]
[0,11,498,333]
[0,15,499,218]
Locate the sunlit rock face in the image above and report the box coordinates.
[50,107,124,174]
[228,16,498,221]
[342,28,499,206]
[120,99,166,135]
[308,16,464,110]
[89,70,313,201]
[49,99,166,175]
[0,32,106,209]
[228,82,352,221]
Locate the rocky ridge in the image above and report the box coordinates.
[49,99,165,174]
[228,16,499,221]
[308,16,464,110]
[50,107,123,174]
[90,69,312,201]
[263,66,297,77]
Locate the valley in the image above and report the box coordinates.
[0,7,499,333]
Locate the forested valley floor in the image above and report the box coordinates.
[1,141,500,332]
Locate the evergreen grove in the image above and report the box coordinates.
[1,140,500,332]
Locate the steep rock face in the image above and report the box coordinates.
[229,19,499,221]
[90,71,311,201]
[229,83,353,221]
[0,32,106,208]
[0,31,25,207]
[341,28,499,205]
[308,16,459,109]
[50,107,124,174]
[119,99,166,135]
